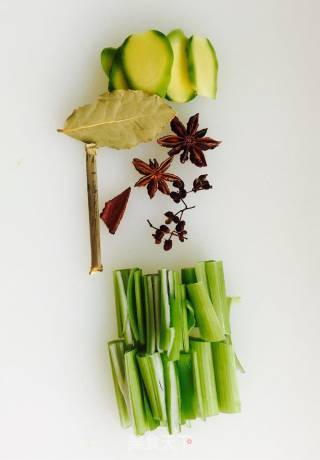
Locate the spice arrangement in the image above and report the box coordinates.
[59,29,221,272]
[58,27,243,436]
[139,112,220,249]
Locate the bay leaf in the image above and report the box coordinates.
[59,90,176,149]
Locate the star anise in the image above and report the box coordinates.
[132,157,181,199]
[157,113,221,167]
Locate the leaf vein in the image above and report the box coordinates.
[63,114,154,133]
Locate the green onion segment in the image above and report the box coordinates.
[108,260,242,435]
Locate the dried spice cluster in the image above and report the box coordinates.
[132,113,220,250]
[98,113,220,251]
[147,175,213,251]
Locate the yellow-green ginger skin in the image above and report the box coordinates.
[108,48,129,91]
[101,47,116,77]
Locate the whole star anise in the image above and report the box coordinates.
[157,113,221,167]
[132,157,181,199]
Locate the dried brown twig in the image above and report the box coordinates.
[85,143,103,274]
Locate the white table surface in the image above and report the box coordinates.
[1,0,320,459]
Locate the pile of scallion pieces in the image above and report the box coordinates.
[108,260,242,436]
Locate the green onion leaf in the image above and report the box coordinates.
[152,274,161,352]
[160,269,171,351]
[187,282,224,342]
[212,342,241,413]
[143,275,156,354]
[127,268,140,341]
[189,327,201,339]
[114,271,134,345]
[136,352,167,423]
[124,349,148,435]
[224,295,241,336]
[181,286,196,352]
[181,267,197,284]
[186,299,196,333]
[134,269,145,345]
[167,272,183,361]
[181,285,189,352]
[191,348,205,419]
[224,296,232,335]
[235,353,245,374]
[142,386,160,431]
[162,353,181,434]
[205,260,226,333]
[224,296,245,373]
[190,339,219,419]
[177,353,197,421]
[195,261,209,292]
[167,269,175,298]
[113,271,123,338]
[167,298,182,361]
[108,340,131,428]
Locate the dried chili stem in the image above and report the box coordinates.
[85,143,103,274]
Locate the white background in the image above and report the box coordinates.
[1,0,320,459]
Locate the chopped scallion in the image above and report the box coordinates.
[124,349,148,435]
[109,260,243,436]
[212,342,241,413]
[187,282,225,342]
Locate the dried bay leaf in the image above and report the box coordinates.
[59,90,176,149]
